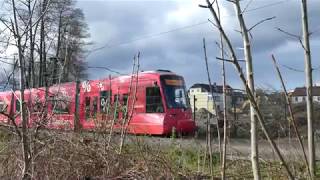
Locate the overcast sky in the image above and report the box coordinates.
[76,0,320,90]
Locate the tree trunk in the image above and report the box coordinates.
[233,1,260,179]
[221,28,228,180]
[203,38,220,176]
[216,0,227,178]
[27,0,34,88]
[52,13,63,85]
[271,54,311,178]
[204,0,294,179]
[119,55,136,153]
[11,0,31,178]
[301,0,314,177]
[39,0,47,87]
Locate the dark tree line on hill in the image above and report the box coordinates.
[0,0,89,90]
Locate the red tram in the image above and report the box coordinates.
[0,70,196,135]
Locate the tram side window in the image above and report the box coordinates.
[146,87,164,113]
[85,97,90,119]
[33,101,43,113]
[0,101,7,112]
[123,94,128,106]
[114,95,119,103]
[92,97,98,118]
[16,99,21,112]
[114,95,119,118]
[100,90,111,113]
[52,99,69,114]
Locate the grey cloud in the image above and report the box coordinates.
[77,0,320,90]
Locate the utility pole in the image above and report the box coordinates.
[193,95,197,121]
[301,0,314,177]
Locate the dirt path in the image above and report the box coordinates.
[124,136,320,161]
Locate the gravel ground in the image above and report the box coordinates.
[123,135,320,162]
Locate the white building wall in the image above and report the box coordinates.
[291,96,320,104]
[189,88,232,114]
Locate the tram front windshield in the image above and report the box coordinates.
[161,75,190,109]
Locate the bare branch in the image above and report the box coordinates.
[199,4,209,8]
[309,26,320,36]
[234,29,242,34]
[226,0,236,3]
[280,64,304,73]
[0,18,15,33]
[271,54,311,178]
[208,18,219,29]
[203,0,294,178]
[203,38,218,176]
[276,27,300,39]
[248,16,276,32]
[0,111,22,138]
[216,57,245,62]
[241,0,254,14]
[20,0,53,37]
[199,0,216,8]
[276,27,307,50]
[215,41,230,58]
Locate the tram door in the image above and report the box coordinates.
[82,94,99,128]
[99,90,112,127]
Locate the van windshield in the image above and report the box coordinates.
[161,75,190,109]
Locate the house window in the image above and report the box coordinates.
[146,87,164,113]
[295,97,298,102]
[302,97,306,101]
[317,96,320,101]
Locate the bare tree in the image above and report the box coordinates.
[38,0,48,87]
[26,0,36,88]
[301,0,315,177]
[119,52,140,154]
[271,54,311,178]
[200,1,294,179]
[216,0,227,179]
[203,38,220,176]
[233,1,260,179]
[9,0,31,178]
